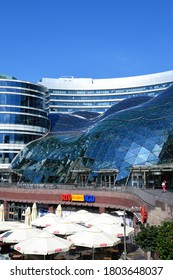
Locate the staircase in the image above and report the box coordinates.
[147,206,172,225]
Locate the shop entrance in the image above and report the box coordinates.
[128,164,173,189]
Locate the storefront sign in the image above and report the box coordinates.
[72,194,84,202]
[62,193,95,203]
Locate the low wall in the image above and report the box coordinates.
[0,187,143,211]
[0,185,173,224]
[126,187,173,222]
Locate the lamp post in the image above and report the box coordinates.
[115,207,140,260]
[115,209,127,260]
[123,209,127,260]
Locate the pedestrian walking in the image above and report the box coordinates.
[161,180,166,193]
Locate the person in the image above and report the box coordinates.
[161,180,167,193]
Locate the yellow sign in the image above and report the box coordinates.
[71,194,84,202]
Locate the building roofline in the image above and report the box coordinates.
[39,70,173,90]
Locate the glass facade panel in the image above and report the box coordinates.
[0,133,41,144]
[41,74,173,113]
[11,85,173,184]
[0,76,49,177]
[0,94,44,109]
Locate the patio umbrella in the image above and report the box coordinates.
[14,231,73,257]
[25,206,31,225]
[31,203,38,221]
[55,204,62,218]
[44,220,85,236]
[66,209,96,224]
[0,221,21,233]
[67,227,121,259]
[0,204,5,222]
[0,224,41,243]
[85,213,120,227]
[95,222,134,237]
[31,212,62,227]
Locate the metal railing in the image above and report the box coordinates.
[0,182,125,192]
[0,182,173,207]
[126,186,173,206]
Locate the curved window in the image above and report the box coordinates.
[49,91,160,101]
[0,133,41,144]
[51,107,106,113]
[50,101,114,107]
[0,94,44,109]
[0,152,18,164]
[0,87,44,98]
[0,114,49,128]
[0,80,45,92]
[49,82,173,96]
[0,106,47,117]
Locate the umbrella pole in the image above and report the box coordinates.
[92,247,95,260]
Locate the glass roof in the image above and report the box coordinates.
[11,86,173,184]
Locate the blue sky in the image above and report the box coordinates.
[0,0,173,82]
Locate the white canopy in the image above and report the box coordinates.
[66,209,96,224]
[31,213,62,227]
[67,227,121,248]
[0,221,21,232]
[95,222,134,237]
[44,220,85,236]
[85,213,121,227]
[67,227,121,259]
[0,224,41,243]
[14,231,73,255]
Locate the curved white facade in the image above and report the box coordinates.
[39,70,173,113]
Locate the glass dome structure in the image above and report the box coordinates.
[11,85,173,184]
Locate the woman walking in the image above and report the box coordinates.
[161,180,167,193]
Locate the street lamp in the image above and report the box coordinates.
[115,207,140,260]
[123,209,127,260]
[115,209,127,259]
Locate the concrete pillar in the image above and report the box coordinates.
[143,171,147,189]
[3,200,9,220]
[99,206,105,214]
[109,175,111,188]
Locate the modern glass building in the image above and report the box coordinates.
[39,70,173,113]
[11,83,173,188]
[0,74,50,182]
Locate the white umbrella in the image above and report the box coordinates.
[100,213,123,221]
[0,221,21,232]
[55,204,62,218]
[31,213,62,227]
[0,224,41,243]
[66,209,96,224]
[14,231,73,256]
[67,227,121,259]
[25,206,31,225]
[0,204,5,222]
[95,222,134,237]
[44,220,85,236]
[31,203,38,221]
[85,213,120,227]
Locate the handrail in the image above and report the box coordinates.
[0,182,173,206]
